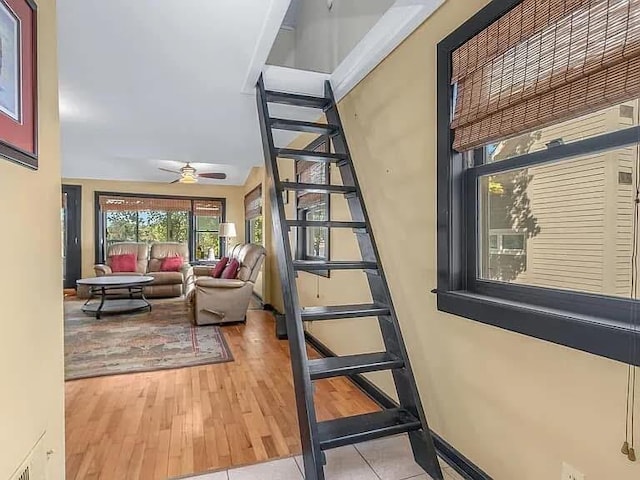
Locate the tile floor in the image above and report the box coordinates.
[180,434,465,480]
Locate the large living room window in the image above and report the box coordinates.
[96,193,225,263]
[295,136,330,276]
[437,0,640,365]
[193,200,224,261]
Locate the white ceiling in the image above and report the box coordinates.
[57,0,445,186]
[57,0,286,185]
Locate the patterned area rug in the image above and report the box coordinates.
[64,298,233,380]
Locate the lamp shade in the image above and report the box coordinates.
[219,222,237,237]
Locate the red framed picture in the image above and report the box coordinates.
[0,0,37,169]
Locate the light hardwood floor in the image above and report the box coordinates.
[65,308,380,480]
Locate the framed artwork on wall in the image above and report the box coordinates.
[0,0,37,169]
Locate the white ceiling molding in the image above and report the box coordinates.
[262,65,330,97]
[330,0,446,101]
[242,0,292,94]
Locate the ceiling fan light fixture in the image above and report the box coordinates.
[179,174,198,184]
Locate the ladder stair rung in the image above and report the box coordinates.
[301,303,390,321]
[280,182,356,194]
[287,220,366,229]
[293,261,378,271]
[317,408,422,450]
[266,90,331,109]
[270,118,338,135]
[308,353,404,380]
[276,148,347,163]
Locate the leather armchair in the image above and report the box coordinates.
[188,243,265,325]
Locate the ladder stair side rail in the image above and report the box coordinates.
[256,75,326,480]
[323,80,443,480]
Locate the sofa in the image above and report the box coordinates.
[94,242,193,298]
[187,243,265,325]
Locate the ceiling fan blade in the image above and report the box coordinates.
[159,167,181,174]
[198,172,227,180]
[169,179,180,184]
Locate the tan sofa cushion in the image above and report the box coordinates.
[105,242,149,273]
[196,278,245,289]
[148,271,184,285]
[148,243,189,272]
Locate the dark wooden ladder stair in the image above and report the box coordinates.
[256,77,443,480]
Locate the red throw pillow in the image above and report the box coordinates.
[160,256,183,272]
[221,259,240,279]
[211,257,229,278]
[110,253,137,273]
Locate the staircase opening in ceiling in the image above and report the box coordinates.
[247,0,447,102]
[267,0,395,74]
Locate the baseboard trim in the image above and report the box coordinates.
[251,293,264,309]
[303,331,492,480]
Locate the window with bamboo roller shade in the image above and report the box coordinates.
[244,185,262,220]
[193,199,223,217]
[296,160,328,210]
[451,0,640,151]
[99,195,192,212]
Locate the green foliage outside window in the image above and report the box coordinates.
[250,216,263,245]
[105,210,188,248]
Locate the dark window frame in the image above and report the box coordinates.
[437,0,640,366]
[94,191,226,265]
[245,184,264,245]
[62,184,82,288]
[295,135,331,278]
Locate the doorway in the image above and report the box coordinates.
[62,185,82,289]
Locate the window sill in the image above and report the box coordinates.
[437,290,640,366]
[298,269,330,279]
[192,260,218,265]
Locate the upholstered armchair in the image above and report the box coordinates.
[188,243,265,325]
[94,242,149,277]
[145,242,193,298]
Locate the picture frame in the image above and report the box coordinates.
[0,0,37,169]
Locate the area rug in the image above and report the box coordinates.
[64,299,233,380]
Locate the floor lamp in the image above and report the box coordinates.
[219,222,237,256]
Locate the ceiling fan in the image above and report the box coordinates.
[159,163,227,184]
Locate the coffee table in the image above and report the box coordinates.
[77,276,155,319]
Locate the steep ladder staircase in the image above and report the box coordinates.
[256,76,443,480]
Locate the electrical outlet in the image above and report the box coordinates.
[561,462,585,480]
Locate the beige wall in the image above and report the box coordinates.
[61,178,246,278]
[266,1,640,478]
[0,1,65,478]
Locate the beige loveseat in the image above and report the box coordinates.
[94,242,193,298]
[187,243,265,325]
